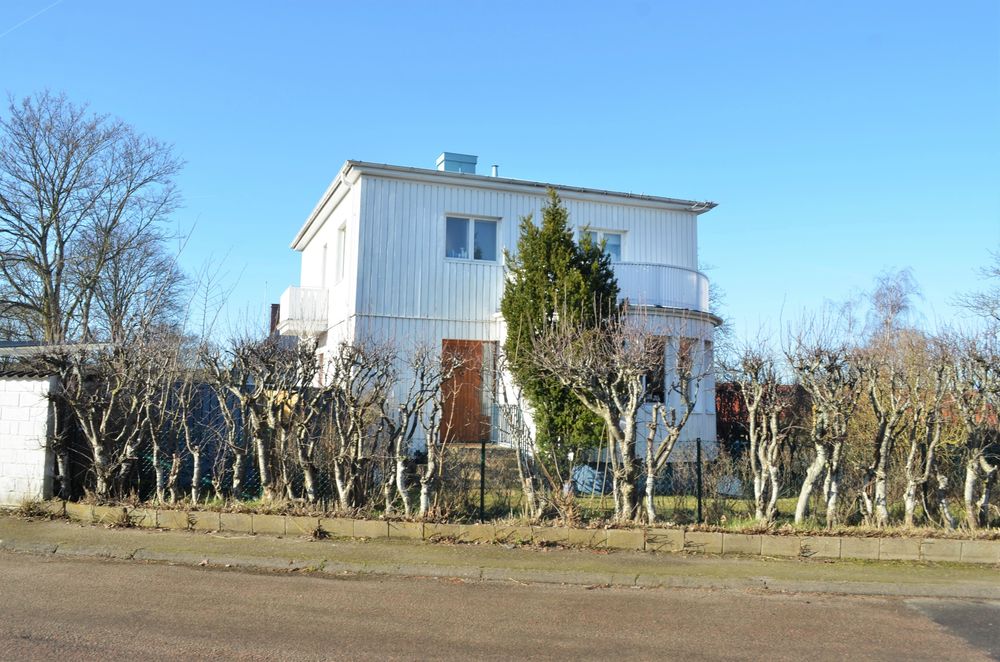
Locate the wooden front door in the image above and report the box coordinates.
[441,339,496,444]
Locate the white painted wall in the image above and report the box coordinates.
[291,163,719,450]
[298,181,363,354]
[354,174,703,327]
[0,376,55,505]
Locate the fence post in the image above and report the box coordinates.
[479,437,486,523]
[696,437,703,524]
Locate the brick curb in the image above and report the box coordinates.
[45,500,1000,565]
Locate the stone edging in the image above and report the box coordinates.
[48,501,1000,565]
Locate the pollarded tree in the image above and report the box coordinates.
[728,339,795,524]
[950,331,1000,529]
[500,188,618,486]
[786,311,862,526]
[526,305,711,523]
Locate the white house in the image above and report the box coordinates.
[277,153,720,453]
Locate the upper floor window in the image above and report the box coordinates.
[446,216,498,261]
[336,224,347,282]
[580,229,622,262]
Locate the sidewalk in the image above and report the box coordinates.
[1,516,996,599]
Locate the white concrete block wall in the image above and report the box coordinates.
[0,376,55,505]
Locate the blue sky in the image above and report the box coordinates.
[2,1,998,340]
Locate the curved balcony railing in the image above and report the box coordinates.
[612,262,709,313]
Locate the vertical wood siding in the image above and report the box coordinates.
[298,169,716,444]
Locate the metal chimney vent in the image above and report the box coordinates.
[436,152,477,174]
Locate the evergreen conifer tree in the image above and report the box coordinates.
[500,189,618,477]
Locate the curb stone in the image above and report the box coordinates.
[39,501,1000,565]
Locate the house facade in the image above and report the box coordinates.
[278,153,719,452]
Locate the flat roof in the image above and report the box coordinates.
[292,160,717,250]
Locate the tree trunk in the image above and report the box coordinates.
[255,435,276,501]
[190,449,202,503]
[873,466,889,528]
[935,473,956,530]
[231,451,246,499]
[92,445,112,499]
[902,439,923,528]
[964,455,980,530]
[153,444,166,503]
[418,455,438,517]
[902,479,918,528]
[419,480,433,517]
[301,461,319,503]
[795,443,828,524]
[765,464,780,523]
[976,464,996,527]
[644,452,657,524]
[753,471,766,522]
[395,454,412,517]
[167,452,181,503]
[824,454,841,527]
[53,444,71,500]
[333,461,353,512]
[613,468,640,522]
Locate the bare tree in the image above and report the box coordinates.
[0,92,181,344]
[85,225,186,344]
[496,350,556,520]
[957,250,1000,323]
[204,344,253,499]
[786,313,861,526]
[282,340,327,503]
[641,334,712,523]
[900,336,952,528]
[206,335,293,502]
[323,340,394,512]
[525,305,710,522]
[729,340,793,524]
[379,345,460,517]
[856,338,911,527]
[951,331,1000,529]
[50,344,150,498]
[136,337,185,503]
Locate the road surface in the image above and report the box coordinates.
[0,552,996,660]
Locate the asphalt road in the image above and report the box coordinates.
[0,552,995,661]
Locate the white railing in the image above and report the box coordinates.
[278,286,328,337]
[612,262,710,313]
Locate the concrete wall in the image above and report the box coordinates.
[0,376,55,505]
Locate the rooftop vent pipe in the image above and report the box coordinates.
[491,164,499,177]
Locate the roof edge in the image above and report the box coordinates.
[346,160,717,212]
[290,160,718,250]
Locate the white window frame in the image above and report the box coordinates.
[444,215,500,263]
[335,224,347,283]
[579,228,624,262]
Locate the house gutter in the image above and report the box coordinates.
[345,161,717,213]
[290,163,362,251]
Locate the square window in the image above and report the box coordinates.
[446,216,498,261]
[579,229,623,262]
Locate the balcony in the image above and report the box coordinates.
[277,286,328,337]
[612,263,709,313]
